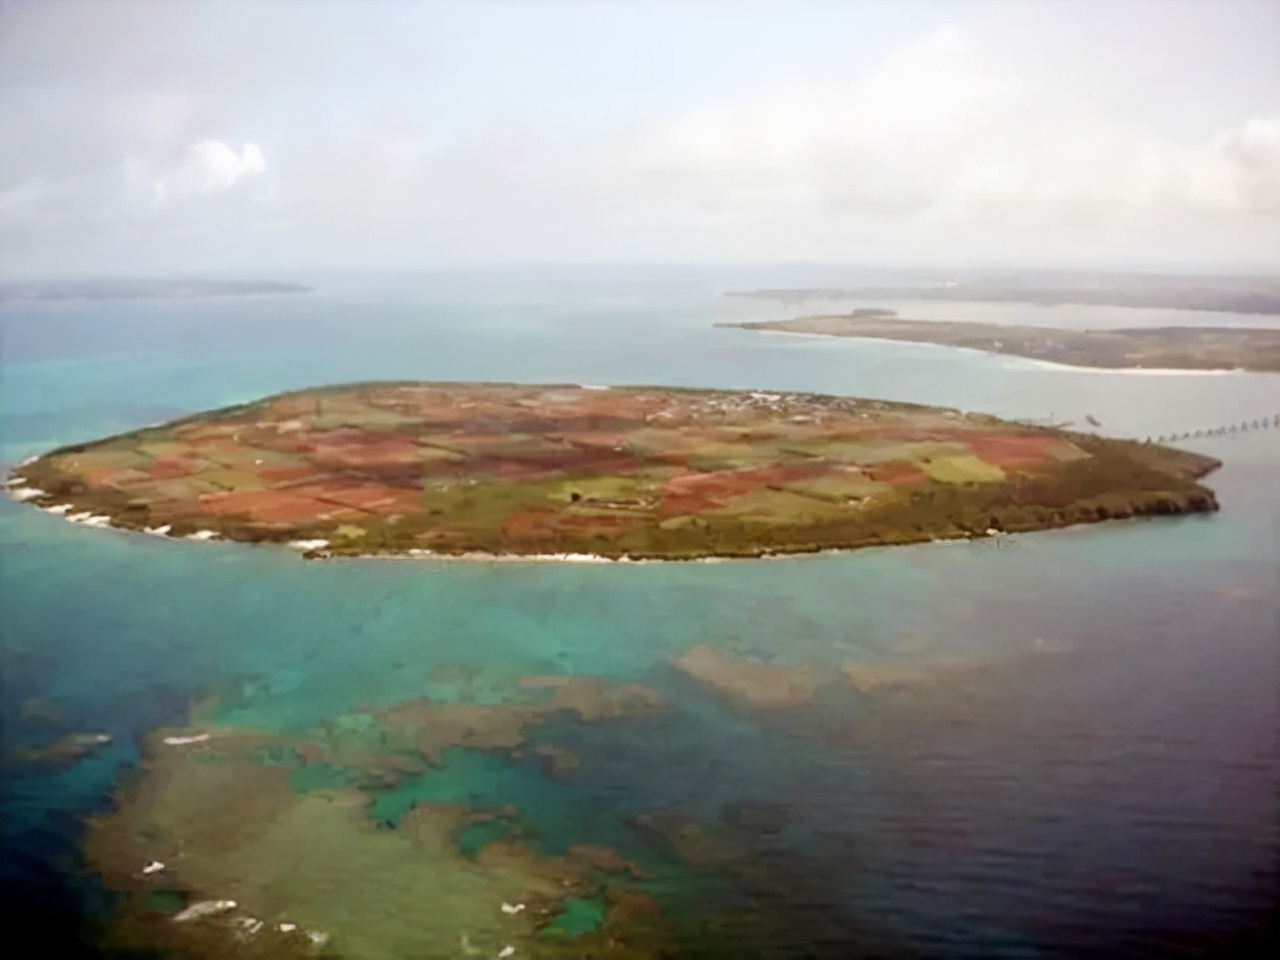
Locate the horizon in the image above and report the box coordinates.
[6,260,1280,286]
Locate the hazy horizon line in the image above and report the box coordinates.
[4,259,1280,284]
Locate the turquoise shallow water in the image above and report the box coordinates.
[1,267,1278,957]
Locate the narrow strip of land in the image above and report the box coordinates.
[721,315,1280,372]
[0,278,311,303]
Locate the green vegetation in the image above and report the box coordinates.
[922,456,1006,484]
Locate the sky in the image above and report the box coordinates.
[1,0,1278,276]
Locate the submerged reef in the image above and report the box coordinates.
[77,636,1094,959]
[82,677,682,960]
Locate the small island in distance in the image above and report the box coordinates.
[725,270,1280,314]
[8,382,1219,560]
[0,277,312,303]
[722,311,1280,372]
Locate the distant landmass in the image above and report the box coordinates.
[0,278,312,303]
[726,273,1280,314]
[7,381,1219,561]
[723,314,1280,372]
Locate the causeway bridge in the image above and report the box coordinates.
[1148,414,1279,444]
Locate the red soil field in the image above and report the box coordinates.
[865,461,928,486]
[198,490,357,524]
[147,460,194,480]
[965,435,1058,469]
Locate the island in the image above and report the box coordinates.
[0,278,311,303]
[6,382,1220,560]
[721,314,1280,372]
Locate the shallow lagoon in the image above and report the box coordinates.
[2,267,1278,957]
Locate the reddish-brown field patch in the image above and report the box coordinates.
[198,490,357,523]
[258,466,317,484]
[661,462,824,502]
[864,461,928,486]
[501,508,559,541]
[659,493,721,518]
[82,465,137,487]
[963,435,1058,469]
[313,437,423,468]
[287,483,423,516]
[147,460,194,480]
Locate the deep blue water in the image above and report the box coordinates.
[2,267,1278,958]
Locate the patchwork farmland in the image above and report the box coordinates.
[11,382,1221,558]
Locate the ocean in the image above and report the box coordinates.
[2,266,1277,958]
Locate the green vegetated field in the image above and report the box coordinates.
[11,382,1221,558]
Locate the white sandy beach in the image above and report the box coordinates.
[1012,357,1245,376]
[752,328,1251,375]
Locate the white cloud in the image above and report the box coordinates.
[147,140,267,209]
[1,5,1276,271]
[1208,115,1280,216]
[621,27,1280,235]
[0,137,272,269]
